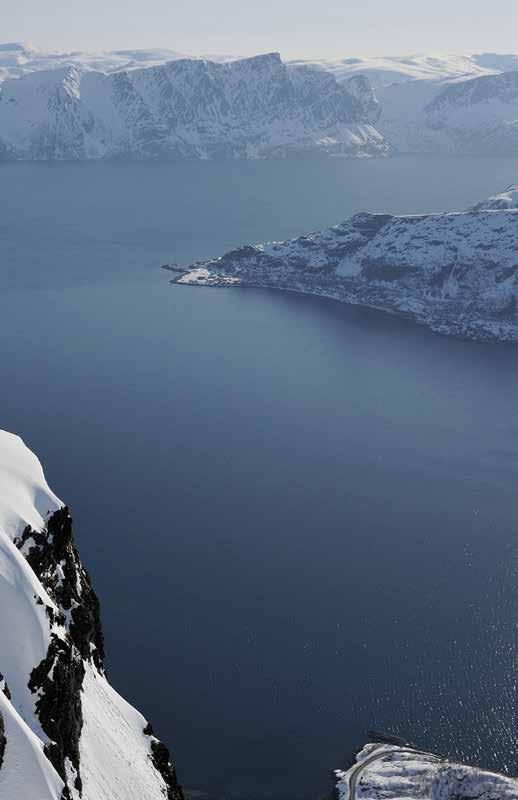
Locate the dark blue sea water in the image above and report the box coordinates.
[1,156,518,799]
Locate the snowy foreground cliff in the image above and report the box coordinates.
[168,186,518,342]
[336,744,518,800]
[0,430,183,800]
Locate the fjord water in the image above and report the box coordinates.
[1,156,518,798]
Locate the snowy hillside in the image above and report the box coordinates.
[289,51,518,154]
[377,69,518,154]
[0,430,183,800]
[167,187,518,342]
[0,52,387,160]
[336,743,518,800]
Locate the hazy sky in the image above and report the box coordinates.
[5,0,518,59]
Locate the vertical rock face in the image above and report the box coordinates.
[0,430,183,800]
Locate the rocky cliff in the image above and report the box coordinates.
[0,430,183,800]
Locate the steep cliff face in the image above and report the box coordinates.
[0,53,388,160]
[167,188,518,342]
[0,430,183,800]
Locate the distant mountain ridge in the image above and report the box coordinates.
[3,44,518,158]
[0,52,387,160]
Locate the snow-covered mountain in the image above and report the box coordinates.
[378,69,518,154]
[289,51,518,155]
[0,430,183,800]
[0,52,387,160]
[167,187,518,342]
[336,743,518,800]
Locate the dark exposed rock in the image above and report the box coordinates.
[17,507,105,670]
[0,711,6,773]
[0,673,11,701]
[16,506,105,791]
[144,724,185,800]
[29,633,84,791]
[16,506,184,799]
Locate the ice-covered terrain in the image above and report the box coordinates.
[0,430,183,800]
[336,743,518,800]
[167,187,518,342]
[0,52,387,160]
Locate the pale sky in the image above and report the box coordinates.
[4,0,518,59]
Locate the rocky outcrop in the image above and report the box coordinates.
[167,192,518,342]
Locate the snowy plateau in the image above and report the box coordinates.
[3,43,518,158]
[0,430,183,800]
[167,186,518,342]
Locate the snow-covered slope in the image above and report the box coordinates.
[470,184,518,211]
[378,69,518,154]
[289,52,518,155]
[0,53,387,160]
[167,187,518,342]
[0,430,183,800]
[336,743,518,800]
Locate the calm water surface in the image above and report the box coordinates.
[1,157,518,799]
